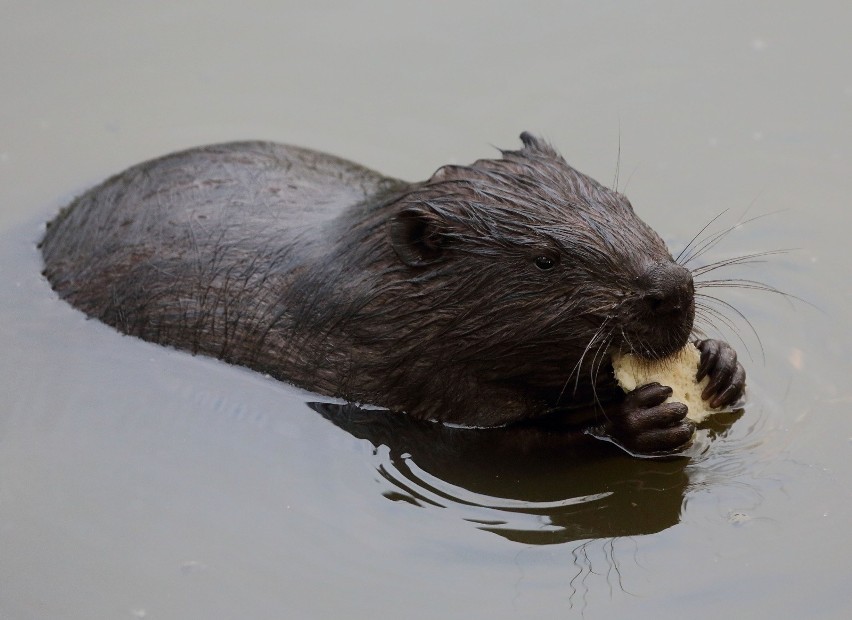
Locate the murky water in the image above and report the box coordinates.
[2,2,851,619]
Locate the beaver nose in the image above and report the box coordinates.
[641,262,694,315]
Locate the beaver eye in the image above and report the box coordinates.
[534,255,557,270]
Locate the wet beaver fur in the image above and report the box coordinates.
[40,133,745,455]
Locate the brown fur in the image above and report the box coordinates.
[41,133,697,429]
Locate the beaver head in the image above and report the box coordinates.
[355,132,695,410]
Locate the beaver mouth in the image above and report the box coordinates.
[618,300,695,361]
[624,332,691,361]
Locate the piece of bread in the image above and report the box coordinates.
[612,343,719,423]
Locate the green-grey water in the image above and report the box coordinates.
[1,2,850,618]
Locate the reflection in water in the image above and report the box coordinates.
[307,402,741,545]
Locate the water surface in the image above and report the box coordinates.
[1,2,850,619]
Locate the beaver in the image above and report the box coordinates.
[40,133,745,455]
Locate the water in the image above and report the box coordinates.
[1,2,851,618]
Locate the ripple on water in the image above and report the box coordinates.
[311,402,696,545]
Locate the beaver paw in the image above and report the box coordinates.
[606,383,694,455]
[695,339,746,408]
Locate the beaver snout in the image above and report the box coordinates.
[618,261,695,359]
[641,262,694,317]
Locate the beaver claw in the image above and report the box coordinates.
[606,382,694,455]
[695,339,746,408]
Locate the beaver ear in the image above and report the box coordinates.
[388,207,446,267]
[519,131,559,157]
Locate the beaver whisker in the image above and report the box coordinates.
[693,304,749,357]
[562,325,605,391]
[695,293,764,362]
[559,327,614,420]
[588,330,614,405]
[678,211,783,267]
[675,204,804,366]
[618,326,636,356]
[694,305,737,337]
[694,277,803,309]
[690,319,710,342]
[558,316,613,403]
[690,249,793,277]
[675,209,729,264]
[678,217,747,267]
[611,129,623,193]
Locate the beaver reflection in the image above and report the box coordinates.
[309,402,697,545]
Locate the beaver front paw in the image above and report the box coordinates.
[695,339,746,408]
[607,383,694,455]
